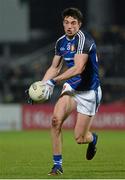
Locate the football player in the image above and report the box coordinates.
[41,7,102,175]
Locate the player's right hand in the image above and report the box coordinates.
[42,79,56,100]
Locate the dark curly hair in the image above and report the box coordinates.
[62,7,83,23]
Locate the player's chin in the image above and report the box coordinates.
[66,32,75,38]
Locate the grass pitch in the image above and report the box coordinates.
[0,130,125,179]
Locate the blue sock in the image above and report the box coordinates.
[53,155,62,168]
[92,133,97,145]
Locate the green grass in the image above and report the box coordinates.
[0,130,125,179]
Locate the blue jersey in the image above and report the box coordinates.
[55,30,100,91]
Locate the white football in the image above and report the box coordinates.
[28,81,46,102]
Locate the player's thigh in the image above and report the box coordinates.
[74,113,94,138]
[53,94,76,122]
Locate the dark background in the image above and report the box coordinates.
[0,0,125,104]
[29,0,125,31]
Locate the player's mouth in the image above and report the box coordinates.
[67,30,73,35]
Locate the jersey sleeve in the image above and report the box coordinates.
[76,31,95,54]
[55,40,61,56]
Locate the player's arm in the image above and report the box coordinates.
[53,53,88,83]
[42,55,63,81]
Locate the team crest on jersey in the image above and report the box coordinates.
[70,44,75,52]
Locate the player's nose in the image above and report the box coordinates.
[67,23,72,28]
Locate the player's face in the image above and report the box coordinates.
[63,16,81,38]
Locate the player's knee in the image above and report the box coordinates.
[52,116,62,129]
[75,135,87,144]
[75,137,82,144]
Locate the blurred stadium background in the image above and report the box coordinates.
[0,0,125,178]
[0,0,125,104]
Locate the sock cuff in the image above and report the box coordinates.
[53,155,62,161]
[92,133,97,145]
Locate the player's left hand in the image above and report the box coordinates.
[43,79,56,100]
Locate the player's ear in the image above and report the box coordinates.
[63,20,66,27]
[79,22,82,28]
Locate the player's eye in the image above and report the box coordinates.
[64,20,69,24]
[71,21,77,25]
